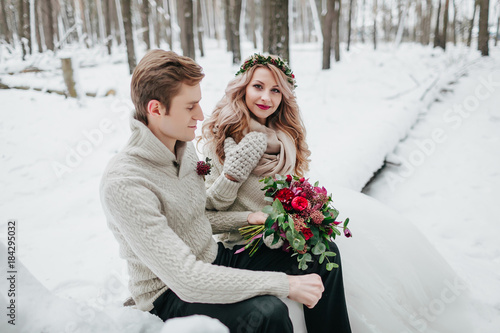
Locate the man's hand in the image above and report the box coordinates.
[287,274,324,309]
[247,211,268,225]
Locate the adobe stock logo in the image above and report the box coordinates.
[401,276,468,333]
[51,118,116,178]
[384,70,500,191]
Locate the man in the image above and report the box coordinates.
[100,50,337,332]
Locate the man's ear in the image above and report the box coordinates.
[147,100,163,116]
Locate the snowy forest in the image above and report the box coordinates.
[1,1,500,333]
[0,0,498,73]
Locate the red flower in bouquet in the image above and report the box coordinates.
[274,188,294,210]
[302,228,313,240]
[196,157,212,176]
[291,196,309,211]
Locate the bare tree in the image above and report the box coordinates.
[34,0,43,52]
[322,0,334,69]
[441,0,449,49]
[265,0,289,61]
[452,0,457,45]
[248,0,257,48]
[121,0,136,73]
[347,0,353,51]
[496,14,500,47]
[434,0,442,48]
[373,0,378,49]
[262,0,270,52]
[333,0,340,61]
[196,0,205,57]
[42,0,55,51]
[141,0,151,49]
[467,0,478,47]
[227,0,241,63]
[0,0,12,44]
[178,0,195,59]
[477,0,489,56]
[104,0,112,54]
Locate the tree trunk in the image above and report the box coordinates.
[42,0,55,51]
[441,0,449,50]
[373,0,377,50]
[467,0,477,47]
[433,0,441,48]
[164,0,173,49]
[266,0,289,61]
[180,0,195,59]
[35,0,43,52]
[141,0,151,49]
[360,0,365,43]
[452,0,457,45]
[415,0,422,44]
[229,0,241,64]
[196,0,205,57]
[347,0,353,51]
[18,0,27,58]
[262,0,270,52]
[477,0,489,56]
[224,0,231,51]
[248,0,257,48]
[422,0,432,45]
[104,0,112,54]
[121,0,136,74]
[333,0,340,61]
[495,15,499,47]
[322,0,334,69]
[0,0,11,44]
[154,0,162,47]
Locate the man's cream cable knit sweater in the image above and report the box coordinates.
[100,118,289,312]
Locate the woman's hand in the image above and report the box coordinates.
[223,132,267,183]
[287,274,324,309]
[247,211,268,225]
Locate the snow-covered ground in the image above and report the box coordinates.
[0,40,499,332]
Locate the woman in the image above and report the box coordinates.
[202,54,352,332]
[202,53,474,333]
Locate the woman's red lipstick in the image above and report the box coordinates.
[257,104,270,110]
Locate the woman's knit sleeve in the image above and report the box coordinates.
[204,145,242,210]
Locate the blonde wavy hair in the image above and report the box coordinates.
[201,57,310,176]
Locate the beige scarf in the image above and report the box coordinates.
[246,118,296,177]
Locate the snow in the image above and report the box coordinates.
[1,40,499,332]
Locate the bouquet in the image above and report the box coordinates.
[236,175,351,271]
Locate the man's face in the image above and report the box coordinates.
[151,83,204,148]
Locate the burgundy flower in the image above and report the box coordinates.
[326,227,334,236]
[302,228,313,241]
[299,177,305,183]
[275,188,295,210]
[286,174,293,183]
[344,228,352,238]
[196,158,212,176]
[291,196,309,211]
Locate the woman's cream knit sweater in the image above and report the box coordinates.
[100,119,289,312]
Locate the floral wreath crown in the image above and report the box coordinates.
[235,53,297,88]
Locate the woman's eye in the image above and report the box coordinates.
[253,84,262,89]
[272,88,281,93]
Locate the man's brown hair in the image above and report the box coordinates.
[131,50,205,125]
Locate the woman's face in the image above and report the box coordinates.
[244,67,282,125]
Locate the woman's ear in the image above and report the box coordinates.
[147,100,162,116]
